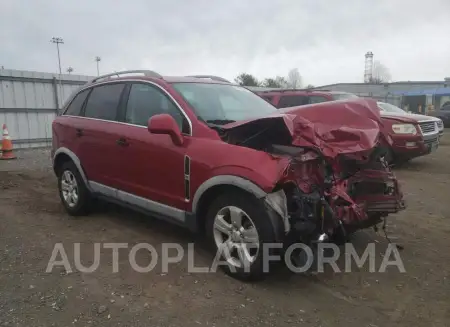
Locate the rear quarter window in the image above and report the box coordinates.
[64,89,90,116]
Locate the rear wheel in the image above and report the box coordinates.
[205,192,279,281]
[57,161,92,216]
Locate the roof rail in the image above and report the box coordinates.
[89,70,163,84]
[186,75,231,83]
[257,88,327,93]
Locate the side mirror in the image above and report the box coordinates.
[148,114,184,146]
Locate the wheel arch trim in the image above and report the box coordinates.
[191,175,268,214]
[53,147,91,191]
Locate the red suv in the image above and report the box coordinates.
[249,88,359,106]
[52,71,405,280]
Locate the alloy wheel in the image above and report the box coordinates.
[213,206,260,268]
[61,170,79,208]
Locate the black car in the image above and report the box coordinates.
[429,104,450,127]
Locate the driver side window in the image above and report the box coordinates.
[125,83,189,133]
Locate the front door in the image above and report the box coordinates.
[113,82,191,212]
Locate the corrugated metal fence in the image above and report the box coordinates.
[0,69,93,149]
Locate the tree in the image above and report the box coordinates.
[262,76,288,88]
[234,73,260,86]
[275,76,288,88]
[306,84,315,89]
[369,61,392,84]
[262,78,279,88]
[286,68,302,88]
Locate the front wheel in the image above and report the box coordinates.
[205,192,279,281]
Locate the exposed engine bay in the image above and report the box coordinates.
[265,144,405,245]
[215,98,406,245]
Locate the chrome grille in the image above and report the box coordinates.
[419,121,436,134]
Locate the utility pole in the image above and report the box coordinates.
[51,37,64,108]
[95,56,101,76]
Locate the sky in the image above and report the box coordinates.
[1,0,450,86]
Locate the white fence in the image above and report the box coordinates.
[0,69,93,149]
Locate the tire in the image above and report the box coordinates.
[57,161,92,216]
[383,147,394,165]
[394,157,412,167]
[205,191,279,281]
[329,227,353,245]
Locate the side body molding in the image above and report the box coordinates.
[53,147,92,192]
[191,175,268,214]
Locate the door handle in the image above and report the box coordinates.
[76,129,83,137]
[116,138,129,147]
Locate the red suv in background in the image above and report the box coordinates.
[251,88,441,163]
[52,71,405,280]
[248,88,358,106]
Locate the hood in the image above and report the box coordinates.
[221,98,389,160]
[380,111,438,123]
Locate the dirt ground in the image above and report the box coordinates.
[1,133,449,327]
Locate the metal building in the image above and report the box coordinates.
[0,69,93,148]
[313,80,450,110]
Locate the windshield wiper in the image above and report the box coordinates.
[205,119,236,125]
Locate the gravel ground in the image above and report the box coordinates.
[0,134,449,327]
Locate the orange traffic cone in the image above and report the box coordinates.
[0,124,16,160]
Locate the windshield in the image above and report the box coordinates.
[377,102,406,114]
[331,93,359,101]
[171,83,277,124]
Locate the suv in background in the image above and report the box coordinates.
[252,87,442,163]
[428,103,450,128]
[52,71,404,280]
[247,87,358,107]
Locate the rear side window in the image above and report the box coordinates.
[277,95,309,108]
[308,96,328,104]
[64,89,90,116]
[261,95,273,103]
[331,93,359,101]
[84,83,125,121]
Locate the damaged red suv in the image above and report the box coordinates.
[52,71,405,280]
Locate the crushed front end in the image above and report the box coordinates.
[220,98,407,245]
[266,144,405,245]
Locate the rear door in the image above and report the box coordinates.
[75,82,127,189]
[55,88,91,154]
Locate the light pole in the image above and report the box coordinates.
[51,37,64,109]
[95,56,101,76]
